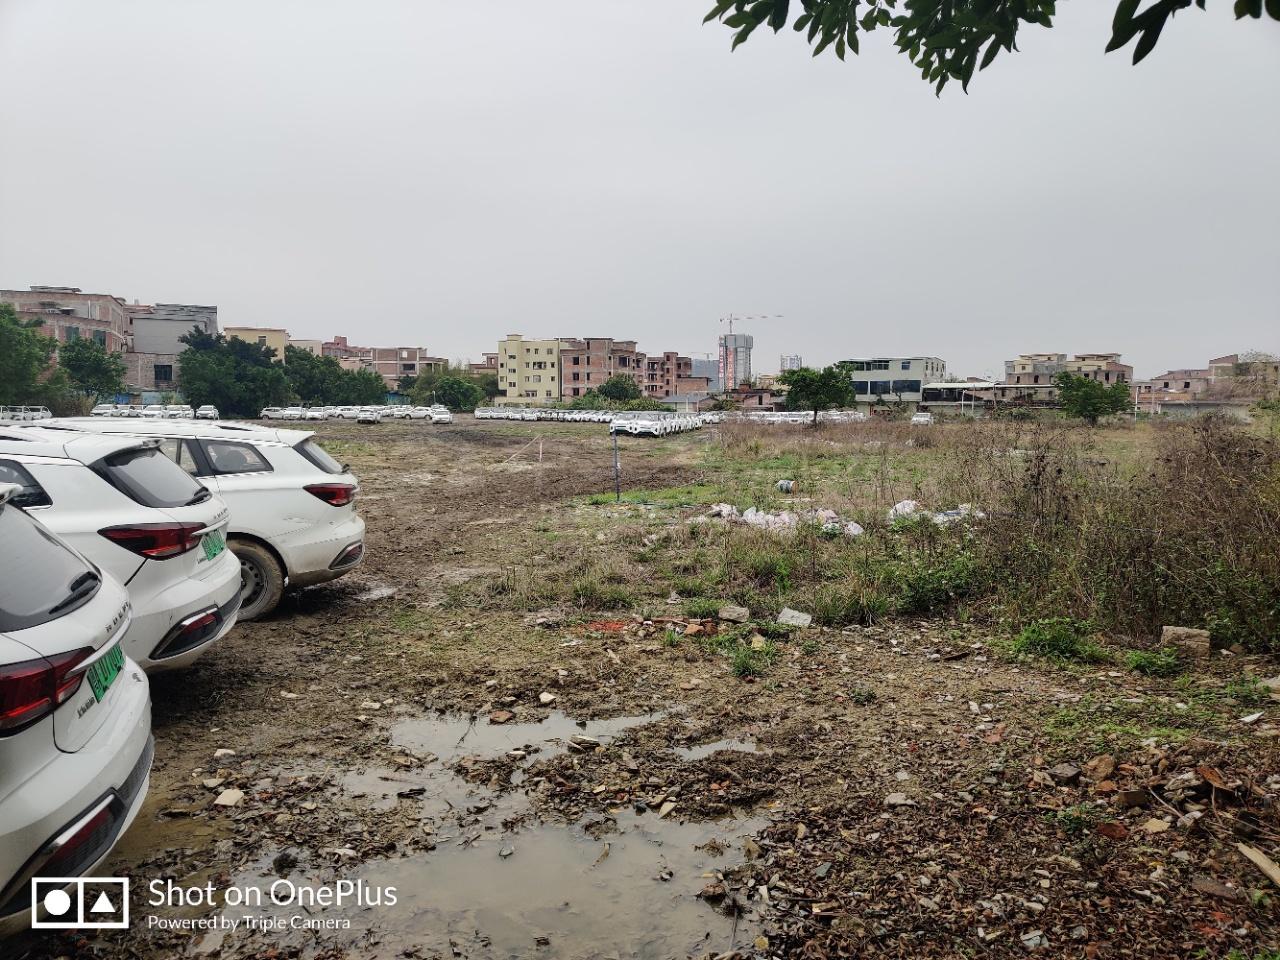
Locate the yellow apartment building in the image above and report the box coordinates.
[495,334,561,405]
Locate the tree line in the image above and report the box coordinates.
[778,361,1134,425]
[0,303,127,412]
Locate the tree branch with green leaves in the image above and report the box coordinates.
[704,1,1278,94]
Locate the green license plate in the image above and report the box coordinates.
[202,529,226,561]
[87,644,125,702]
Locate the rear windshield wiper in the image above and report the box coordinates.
[184,487,212,505]
[47,570,101,616]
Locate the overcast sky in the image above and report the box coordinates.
[1,1,1276,379]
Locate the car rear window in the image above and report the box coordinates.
[293,438,345,475]
[0,459,52,508]
[94,446,212,508]
[0,503,98,631]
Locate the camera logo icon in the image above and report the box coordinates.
[30,877,129,929]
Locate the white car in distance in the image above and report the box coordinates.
[0,428,241,671]
[196,405,220,420]
[41,419,366,621]
[0,483,153,935]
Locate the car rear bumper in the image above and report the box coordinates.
[122,549,242,672]
[0,672,152,934]
[281,513,366,588]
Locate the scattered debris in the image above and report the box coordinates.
[1237,843,1280,888]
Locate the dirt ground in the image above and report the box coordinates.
[12,417,1280,960]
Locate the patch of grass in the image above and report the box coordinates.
[571,578,633,610]
[1043,695,1226,749]
[684,597,722,619]
[731,639,779,678]
[893,551,978,615]
[755,622,795,640]
[1048,803,1099,835]
[809,582,892,627]
[661,628,681,648]
[583,484,722,509]
[848,686,877,705]
[1223,675,1273,707]
[1124,648,1182,677]
[1009,618,1110,664]
[390,606,430,631]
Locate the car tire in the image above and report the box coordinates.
[231,539,285,621]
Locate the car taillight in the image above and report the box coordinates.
[99,522,205,559]
[0,649,90,735]
[305,483,356,507]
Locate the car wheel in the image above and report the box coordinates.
[231,539,285,621]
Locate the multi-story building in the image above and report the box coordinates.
[1005,352,1132,386]
[1067,353,1132,385]
[842,357,947,404]
[288,339,323,356]
[314,335,446,388]
[365,347,446,387]
[558,337,645,400]
[691,358,721,393]
[1005,353,1067,385]
[1132,368,1211,409]
[322,335,362,359]
[497,335,561,405]
[780,354,803,372]
[1208,353,1280,392]
[130,303,218,354]
[1,285,131,354]
[225,326,290,360]
[120,303,219,395]
[641,352,712,400]
[719,333,754,391]
[469,353,500,377]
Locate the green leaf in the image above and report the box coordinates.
[979,36,1001,69]
[1131,19,1165,64]
[768,0,790,31]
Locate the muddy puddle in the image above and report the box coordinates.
[195,710,768,958]
[674,738,763,762]
[391,709,664,765]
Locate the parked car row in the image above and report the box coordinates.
[259,404,453,423]
[721,410,869,425]
[608,412,712,437]
[0,415,365,932]
[89,403,210,420]
[0,406,51,422]
[475,407,618,423]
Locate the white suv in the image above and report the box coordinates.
[42,419,366,621]
[0,483,153,935]
[0,427,241,671]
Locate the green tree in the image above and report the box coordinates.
[780,364,857,425]
[283,346,344,404]
[59,336,127,400]
[597,374,643,402]
[0,303,58,405]
[178,327,290,417]
[336,368,389,405]
[474,372,501,401]
[1054,371,1131,425]
[412,375,482,411]
[705,1,1278,94]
